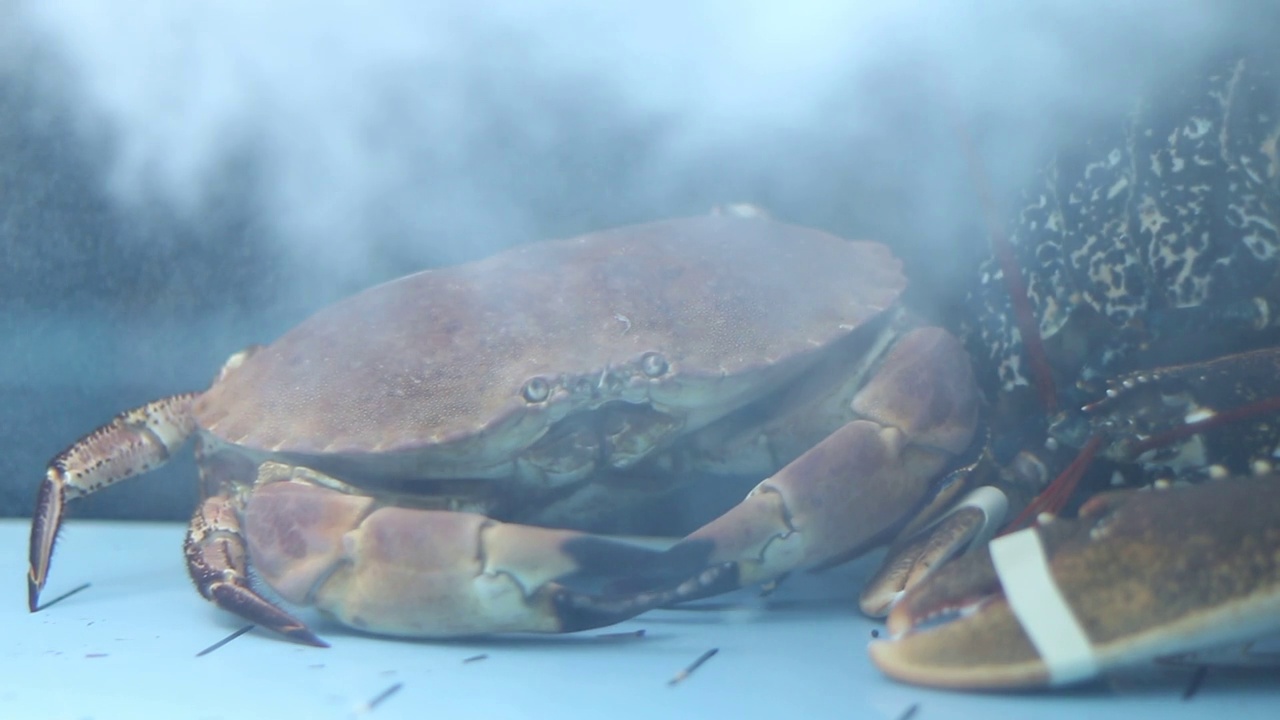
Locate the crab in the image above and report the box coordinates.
[28,213,981,643]
[871,52,1280,689]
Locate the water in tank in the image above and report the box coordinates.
[2,3,1277,719]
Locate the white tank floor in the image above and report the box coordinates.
[5,520,1276,720]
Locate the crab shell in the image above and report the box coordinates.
[194,215,905,481]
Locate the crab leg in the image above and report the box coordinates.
[634,326,980,599]
[870,476,1280,689]
[185,492,328,646]
[28,394,199,612]
[231,465,714,639]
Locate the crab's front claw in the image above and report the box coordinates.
[239,472,689,639]
[646,326,980,598]
[871,476,1280,690]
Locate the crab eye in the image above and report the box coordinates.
[640,352,668,378]
[522,376,551,403]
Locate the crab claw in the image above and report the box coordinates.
[635,326,980,600]
[870,476,1280,689]
[238,473,708,639]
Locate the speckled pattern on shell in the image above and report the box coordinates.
[194,216,905,457]
[970,54,1280,395]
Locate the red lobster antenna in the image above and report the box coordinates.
[950,120,1058,416]
[948,105,1100,531]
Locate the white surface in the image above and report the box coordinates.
[5,519,1277,720]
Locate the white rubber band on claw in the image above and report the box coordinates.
[989,527,1100,685]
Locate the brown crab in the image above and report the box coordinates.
[28,214,980,643]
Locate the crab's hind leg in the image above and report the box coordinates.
[29,393,199,612]
[184,488,327,646]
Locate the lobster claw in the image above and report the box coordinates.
[869,476,1280,689]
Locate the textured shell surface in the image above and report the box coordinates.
[195,215,906,459]
[970,53,1280,398]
